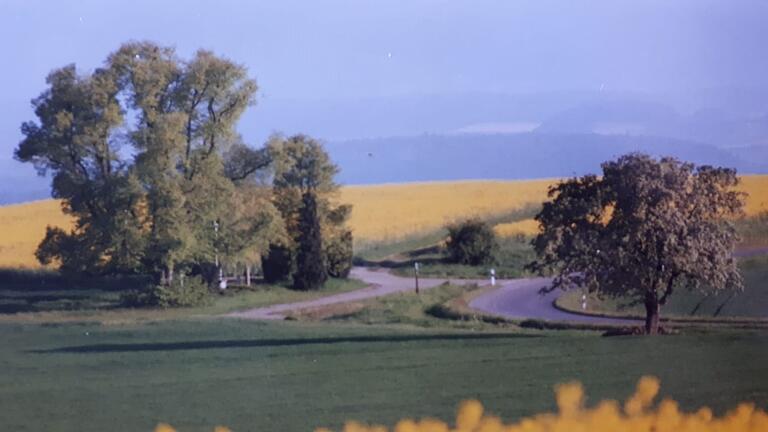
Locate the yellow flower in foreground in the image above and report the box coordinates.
[456,399,484,431]
[554,381,583,417]
[312,376,768,432]
[157,376,768,432]
[154,424,176,432]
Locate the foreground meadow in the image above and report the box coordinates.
[2,176,768,268]
[0,319,766,432]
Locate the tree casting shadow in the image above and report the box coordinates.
[34,333,540,354]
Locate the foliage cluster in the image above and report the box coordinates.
[122,275,211,308]
[445,219,498,265]
[12,42,353,302]
[15,41,281,286]
[529,153,745,334]
[261,135,353,289]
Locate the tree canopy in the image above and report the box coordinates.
[445,218,498,266]
[16,41,282,285]
[528,153,745,334]
[262,134,353,286]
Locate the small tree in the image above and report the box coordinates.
[528,153,745,334]
[293,192,327,290]
[445,219,498,265]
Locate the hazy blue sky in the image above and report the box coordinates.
[2,0,768,152]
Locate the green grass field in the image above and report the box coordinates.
[558,256,768,319]
[0,270,365,324]
[0,319,766,432]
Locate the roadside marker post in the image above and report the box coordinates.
[414,262,420,294]
[490,268,496,286]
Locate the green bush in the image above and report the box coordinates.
[325,230,353,278]
[445,218,498,265]
[122,275,211,308]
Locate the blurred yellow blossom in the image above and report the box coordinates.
[311,376,768,432]
[155,376,768,432]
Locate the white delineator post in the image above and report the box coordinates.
[414,262,420,294]
[581,293,587,310]
[490,268,496,286]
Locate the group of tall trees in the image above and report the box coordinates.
[15,42,351,292]
[262,135,353,290]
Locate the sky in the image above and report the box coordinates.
[1,0,768,191]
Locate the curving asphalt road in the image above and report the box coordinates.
[467,276,639,325]
[226,267,631,324]
[226,267,483,320]
[227,248,767,323]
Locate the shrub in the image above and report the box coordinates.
[325,230,353,278]
[445,218,498,265]
[122,275,211,308]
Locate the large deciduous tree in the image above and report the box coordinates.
[528,153,745,334]
[16,63,146,274]
[16,41,279,285]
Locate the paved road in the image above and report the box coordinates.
[468,277,639,325]
[226,267,483,320]
[228,248,768,323]
[226,267,629,324]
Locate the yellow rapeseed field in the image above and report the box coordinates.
[153,376,768,432]
[340,180,554,245]
[492,175,768,238]
[0,200,72,268]
[493,219,541,237]
[1,176,767,268]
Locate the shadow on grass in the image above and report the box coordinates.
[353,257,444,269]
[35,333,540,354]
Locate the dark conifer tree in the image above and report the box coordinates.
[293,192,327,290]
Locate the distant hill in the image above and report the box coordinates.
[3,89,768,204]
[536,100,768,147]
[327,132,767,185]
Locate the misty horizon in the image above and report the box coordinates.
[2,0,768,203]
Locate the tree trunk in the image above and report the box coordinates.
[245,265,251,287]
[167,263,174,286]
[644,298,660,335]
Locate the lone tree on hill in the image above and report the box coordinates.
[528,153,745,335]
